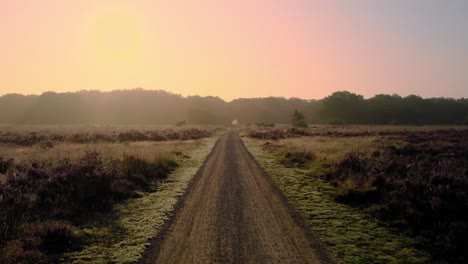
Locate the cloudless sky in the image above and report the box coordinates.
[0,0,467,100]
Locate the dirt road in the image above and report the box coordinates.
[142,131,333,264]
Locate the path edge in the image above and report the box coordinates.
[138,132,225,264]
[239,134,337,264]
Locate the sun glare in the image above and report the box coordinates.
[91,10,142,60]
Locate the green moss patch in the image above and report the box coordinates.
[243,137,429,264]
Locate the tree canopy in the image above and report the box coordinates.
[0,89,467,125]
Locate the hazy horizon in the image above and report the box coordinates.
[1,87,468,102]
[1,0,467,101]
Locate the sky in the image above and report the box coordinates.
[0,0,467,101]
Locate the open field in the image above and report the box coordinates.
[2,124,468,263]
[243,125,468,263]
[0,126,220,263]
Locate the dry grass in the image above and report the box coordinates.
[269,136,402,163]
[63,136,219,263]
[0,141,198,165]
[0,125,220,163]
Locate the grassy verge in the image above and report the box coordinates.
[242,136,430,263]
[62,136,218,263]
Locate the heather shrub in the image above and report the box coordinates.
[328,152,368,183]
[327,134,468,261]
[177,128,212,140]
[0,176,36,242]
[256,122,275,127]
[0,240,48,264]
[122,155,177,182]
[110,178,138,200]
[0,148,180,260]
[23,221,79,254]
[279,150,315,169]
[0,157,14,174]
[0,128,213,147]
[247,127,313,140]
[36,152,116,216]
[0,221,79,263]
[118,130,149,142]
[335,186,381,205]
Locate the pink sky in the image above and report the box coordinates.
[0,0,466,100]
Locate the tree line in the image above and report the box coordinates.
[0,89,467,125]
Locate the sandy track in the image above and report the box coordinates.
[142,131,333,264]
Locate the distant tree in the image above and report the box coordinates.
[291,109,307,127]
[321,91,367,124]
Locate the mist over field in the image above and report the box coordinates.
[1,1,468,263]
[1,89,468,125]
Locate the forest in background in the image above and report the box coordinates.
[1,89,467,125]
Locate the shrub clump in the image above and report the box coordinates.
[0,157,14,174]
[0,128,214,146]
[0,151,178,260]
[256,122,275,127]
[279,150,315,169]
[326,135,468,262]
[0,221,78,264]
[0,240,48,264]
[23,221,79,254]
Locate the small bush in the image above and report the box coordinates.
[256,122,275,127]
[440,221,468,261]
[0,240,47,264]
[0,157,14,174]
[280,150,315,168]
[327,152,368,183]
[0,179,35,242]
[36,152,116,216]
[335,187,381,205]
[118,130,149,142]
[121,155,178,183]
[23,221,79,254]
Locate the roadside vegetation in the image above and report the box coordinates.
[0,126,214,147]
[255,122,275,127]
[244,126,468,263]
[0,126,218,263]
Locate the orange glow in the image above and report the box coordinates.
[0,1,466,100]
